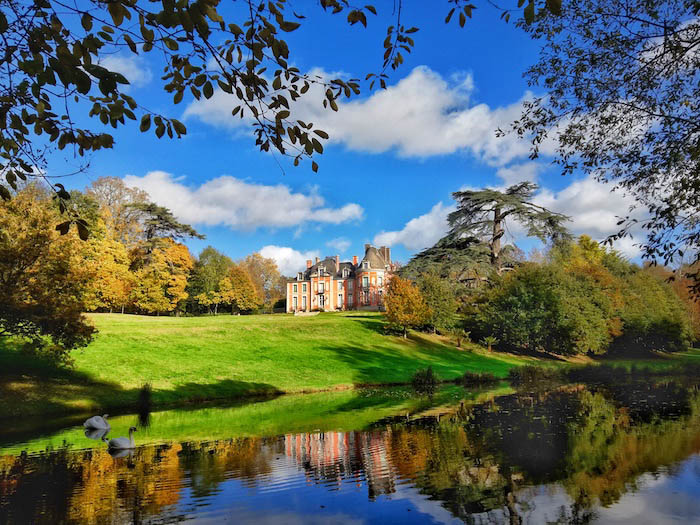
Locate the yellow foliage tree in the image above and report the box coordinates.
[227,264,260,314]
[385,276,431,338]
[131,239,193,315]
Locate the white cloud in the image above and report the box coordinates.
[123,171,363,231]
[99,55,153,88]
[373,202,453,252]
[496,162,541,186]
[326,237,351,253]
[533,174,646,257]
[184,66,549,165]
[260,245,319,276]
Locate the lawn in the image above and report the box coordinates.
[0,311,534,418]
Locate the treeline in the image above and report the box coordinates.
[387,236,698,356]
[0,180,285,360]
[385,182,699,357]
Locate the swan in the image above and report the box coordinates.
[84,427,110,441]
[107,426,137,450]
[83,414,110,430]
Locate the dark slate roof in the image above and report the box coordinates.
[301,257,356,280]
[359,246,389,271]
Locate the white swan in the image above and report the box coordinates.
[107,426,137,450]
[83,414,110,430]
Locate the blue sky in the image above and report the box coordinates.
[59,2,640,274]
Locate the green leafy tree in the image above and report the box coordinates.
[417,270,458,333]
[513,0,700,276]
[385,276,430,338]
[188,246,234,312]
[448,182,570,274]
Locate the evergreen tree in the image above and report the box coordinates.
[448,182,570,273]
[418,270,458,334]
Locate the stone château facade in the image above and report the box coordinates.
[286,244,396,313]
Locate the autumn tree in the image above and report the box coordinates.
[239,253,284,311]
[448,182,570,274]
[131,239,193,315]
[385,276,430,338]
[0,185,94,360]
[81,223,134,313]
[226,264,260,314]
[86,177,149,245]
[188,246,234,312]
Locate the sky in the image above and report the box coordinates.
[57,2,642,275]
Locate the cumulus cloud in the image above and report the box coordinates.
[184,66,549,165]
[533,174,645,256]
[373,202,453,252]
[326,237,351,253]
[99,55,153,88]
[496,162,541,186]
[123,171,363,231]
[260,245,319,276]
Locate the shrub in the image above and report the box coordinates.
[411,366,439,394]
[460,371,499,387]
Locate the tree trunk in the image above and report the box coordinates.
[491,206,503,273]
[121,305,124,314]
[403,327,407,339]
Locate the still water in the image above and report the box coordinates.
[1,380,700,524]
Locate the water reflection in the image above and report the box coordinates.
[1,380,700,524]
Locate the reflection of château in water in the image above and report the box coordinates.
[284,430,396,499]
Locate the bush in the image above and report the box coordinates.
[411,366,439,394]
[460,371,499,387]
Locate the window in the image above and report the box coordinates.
[302,296,307,310]
[337,281,343,290]
[297,272,302,280]
[338,294,342,307]
[378,276,383,287]
[302,283,307,293]
[319,282,325,293]
[362,276,369,288]
[348,295,353,306]
[348,280,353,291]
[319,294,325,308]
[363,291,369,304]
[293,297,297,309]
[293,284,297,293]
[343,268,349,278]
[363,261,368,269]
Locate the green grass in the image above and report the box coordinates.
[0,312,534,418]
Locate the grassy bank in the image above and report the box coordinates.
[1,312,533,419]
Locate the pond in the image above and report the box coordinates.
[1,379,700,524]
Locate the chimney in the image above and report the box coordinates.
[364,243,370,252]
[352,255,358,266]
[381,246,390,264]
[335,255,340,272]
[306,259,312,269]
[315,256,320,264]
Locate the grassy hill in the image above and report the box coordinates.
[1,312,534,418]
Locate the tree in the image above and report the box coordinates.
[513,0,700,278]
[131,239,193,314]
[417,270,458,334]
[448,182,570,274]
[238,253,284,310]
[188,246,234,304]
[129,202,205,244]
[0,185,94,360]
[385,276,430,338]
[0,0,557,215]
[86,177,149,246]
[226,264,259,314]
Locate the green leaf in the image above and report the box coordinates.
[311,161,318,173]
[203,81,214,99]
[313,129,329,139]
[171,119,187,136]
[80,14,92,32]
[0,184,10,201]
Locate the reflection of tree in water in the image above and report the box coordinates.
[2,381,700,524]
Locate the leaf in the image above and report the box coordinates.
[0,184,10,201]
[279,20,301,32]
[140,114,151,132]
[80,14,92,32]
[76,221,90,241]
[171,119,187,136]
[55,221,71,235]
[445,8,455,24]
[365,5,377,15]
[545,0,562,16]
[312,161,318,173]
[313,129,329,139]
[524,1,535,24]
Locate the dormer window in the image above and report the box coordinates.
[297,272,303,281]
[362,261,368,269]
[342,268,349,278]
